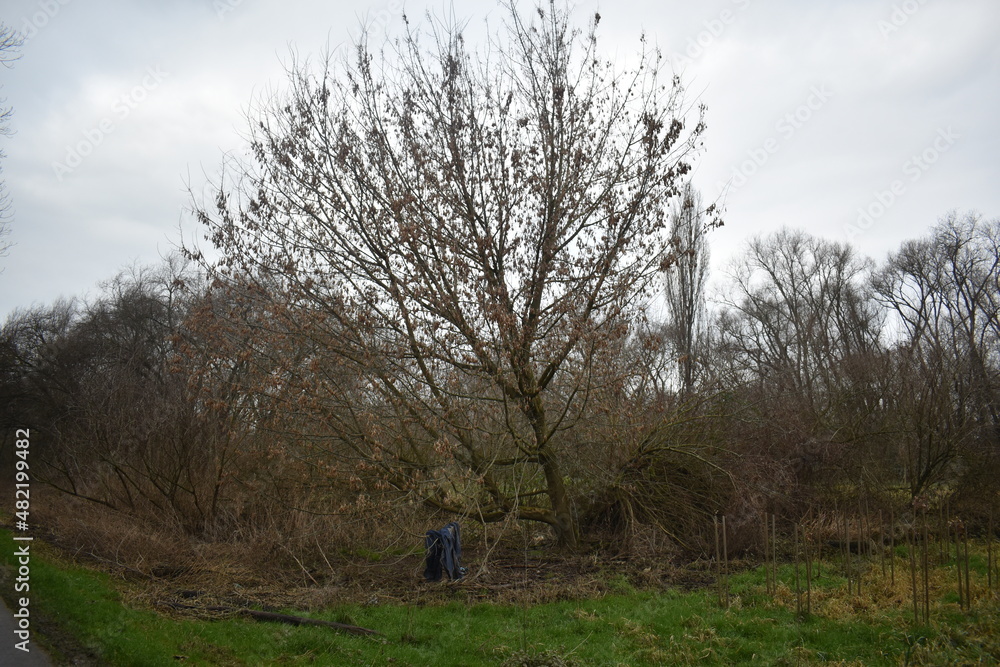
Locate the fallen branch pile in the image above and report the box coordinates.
[156,600,380,636]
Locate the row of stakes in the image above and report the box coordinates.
[712,504,998,623]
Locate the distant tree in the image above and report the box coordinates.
[0,23,23,257]
[872,211,1000,494]
[715,228,882,424]
[192,2,708,547]
[662,183,713,396]
[0,255,261,533]
[0,298,77,438]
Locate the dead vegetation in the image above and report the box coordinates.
[29,485,717,618]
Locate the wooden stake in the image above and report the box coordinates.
[816,528,822,581]
[989,506,994,592]
[909,523,919,624]
[946,497,952,564]
[955,522,964,611]
[890,507,896,586]
[714,514,722,607]
[964,527,971,609]
[794,523,801,617]
[844,511,851,595]
[939,501,946,562]
[851,511,862,597]
[922,508,930,623]
[722,515,730,608]
[805,523,812,616]
[763,512,771,595]
[772,514,778,596]
[880,509,886,578]
[863,497,871,558]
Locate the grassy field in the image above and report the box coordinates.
[2,528,999,666]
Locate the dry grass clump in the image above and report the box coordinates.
[34,494,194,574]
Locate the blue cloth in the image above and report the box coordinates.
[424,522,464,581]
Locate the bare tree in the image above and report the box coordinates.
[0,298,78,436]
[0,255,258,533]
[715,228,882,422]
[873,211,1000,494]
[192,2,706,547]
[662,182,713,396]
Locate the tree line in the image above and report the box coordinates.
[3,210,995,553]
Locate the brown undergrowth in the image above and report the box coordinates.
[31,491,710,619]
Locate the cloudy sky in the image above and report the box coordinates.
[1,0,998,318]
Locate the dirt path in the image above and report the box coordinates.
[0,596,53,666]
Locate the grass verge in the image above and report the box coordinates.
[1,528,999,666]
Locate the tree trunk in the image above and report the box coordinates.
[540,451,578,550]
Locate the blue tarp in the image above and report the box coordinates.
[424,521,465,581]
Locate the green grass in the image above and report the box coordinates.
[2,530,999,666]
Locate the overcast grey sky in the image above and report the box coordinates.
[1,0,998,318]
